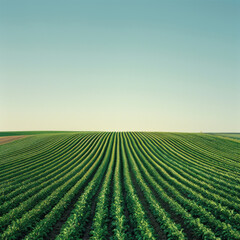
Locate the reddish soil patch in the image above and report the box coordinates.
[0,135,28,145]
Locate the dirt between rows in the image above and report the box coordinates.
[0,135,28,145]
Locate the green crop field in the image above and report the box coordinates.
[0,132,239,240]
[208,133,240,141]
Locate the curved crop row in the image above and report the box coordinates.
[128,133,240,239]
[0,133,103,216]
[0,133,109,238]
[24,133,114,240]
[0,131,239,240]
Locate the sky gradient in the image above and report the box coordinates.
[1,0,239,132]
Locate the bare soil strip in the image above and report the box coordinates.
[0,136,28,145]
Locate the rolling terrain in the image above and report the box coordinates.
[0,132,239,240]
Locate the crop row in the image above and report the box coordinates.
[0,132,239,239]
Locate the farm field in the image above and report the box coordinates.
[0,132,239,240]
[208,133,240,141]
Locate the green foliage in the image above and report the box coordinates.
[0,132,239,240]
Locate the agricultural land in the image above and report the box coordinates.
[0,132,239,240]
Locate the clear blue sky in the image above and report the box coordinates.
[0,0,239,132]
